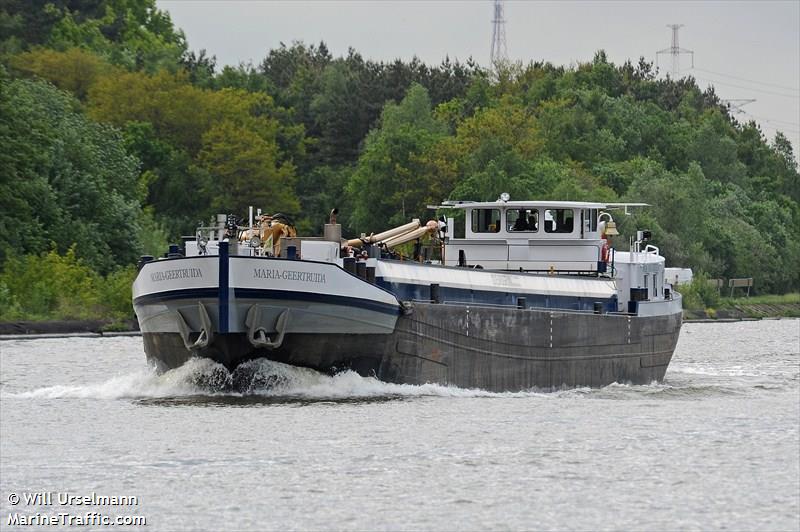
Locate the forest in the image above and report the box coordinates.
[1,0,798,320]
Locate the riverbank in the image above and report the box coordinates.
[1,307,797,339]
[682,293,800,321]
[0,319,138,336]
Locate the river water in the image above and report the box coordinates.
[1,320,798,531]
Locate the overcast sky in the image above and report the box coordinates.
[159,0,800,154]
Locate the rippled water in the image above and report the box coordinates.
[1,320,798,531]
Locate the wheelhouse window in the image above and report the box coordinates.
[507,208,539,232]
[582,208,598,234]
[544,209,575,234]
[471,209,501,233]
[452,216,466,238]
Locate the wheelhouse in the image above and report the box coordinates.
[441,200,609,274]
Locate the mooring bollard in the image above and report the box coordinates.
[343,257,356,275]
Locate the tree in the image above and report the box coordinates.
[180,48,216,87]
[199,121,299,217]
[7,47,119,100]
[310,62,371,165]
[122,121,209,234]
[0,73,142,272]
[2,0,186,72]
[347,84,446,231]
[687,110,747,185]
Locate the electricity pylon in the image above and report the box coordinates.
[490,0,508,66]
[656,24,694,78]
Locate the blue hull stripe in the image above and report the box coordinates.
[233,288,401,316]
[134,288,219,306]
[377,279,618,312]
[134,287,401,317]
[133,280,615,314]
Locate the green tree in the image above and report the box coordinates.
[310,62,373,165]
[0,73,142,272]
[199,121,299,217]
[2,0,186,72]
[347,84,446,230]
[8,47,119,100]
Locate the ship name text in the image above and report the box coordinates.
[254,268,326,283]
[150,268,203,282]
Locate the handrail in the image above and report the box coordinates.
[412,300,635,316]
[644,244,660,255]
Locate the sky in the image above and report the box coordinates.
[158,0,800,154]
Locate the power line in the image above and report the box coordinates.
[690,75,800,100]
[739,111,800,134]
[750,116,800,127]
[688,66,799,93]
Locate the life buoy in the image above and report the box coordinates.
[601,239,610,263]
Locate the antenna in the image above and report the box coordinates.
[656,24,694,78]
[490,0,508,66]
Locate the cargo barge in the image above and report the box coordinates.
[133,197,682,391]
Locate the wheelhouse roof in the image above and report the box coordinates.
[430,201,650,210]
[438,200,608,210]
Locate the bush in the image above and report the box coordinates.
[96,266,137,319]
[138,207,170,257]
[680,272,721,310]
[0,247,134,321]
[0,280,22,320]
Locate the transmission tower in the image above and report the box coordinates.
[490,0,508,66]
[656,24,694,78]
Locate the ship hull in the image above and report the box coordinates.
[133,254,682,391]
[139,300,682,392]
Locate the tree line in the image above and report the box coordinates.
[0,0,797,321]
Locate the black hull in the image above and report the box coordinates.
[143,302,682,392]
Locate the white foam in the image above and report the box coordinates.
[13,357,725,401]
[670,365,761,377]
[4,357,567,401]
[9,359,214,399]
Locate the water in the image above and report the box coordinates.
[1,320,798,531]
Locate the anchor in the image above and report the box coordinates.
[176,302,214,351]
[245,305,289,349]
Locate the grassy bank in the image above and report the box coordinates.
[682,287,800,320]
[714,293,800,319]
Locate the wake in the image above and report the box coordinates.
[6,357,774,401]
[6,358,550,401]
